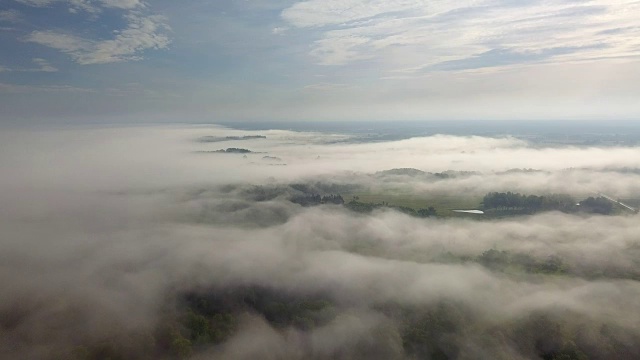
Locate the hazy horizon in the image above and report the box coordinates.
[1,0,640,124]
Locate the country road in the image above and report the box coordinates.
[598,193,639,213]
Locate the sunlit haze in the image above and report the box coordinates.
[1,0,640,123]
[2,2,640,360]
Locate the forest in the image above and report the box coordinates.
[289,188,621,218]
[65,245,640,360]
[481,192,617,215]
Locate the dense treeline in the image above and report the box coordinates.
[239,183,623,219]
[482,192,616,215]
[70,287,336,360]
[474,249,567,275]
[214,148,252,153]
[160,288,336,359]
[67,279,640,360]
[482,192,575,213]
[579,196,615,214]
[289,194,438,218]
[289,190,620,219]
[290,194,345,206]
[375,168,480,179]
[14,239,640,360]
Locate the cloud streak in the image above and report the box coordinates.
[0,9,22,23]
[25,13,170,64]
[19,0,169,64]
[282,0,640,70]
[0,58,59,72]
[16,0,144,11]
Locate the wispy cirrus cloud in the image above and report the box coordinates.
[281,0,640,70]
[16,0,168,65]
[281,0,434,28]
[303,82,351,91]
[29,58,59,72]
[0,9,22,23]
[0,82,95,93]
[25,13,170,64]
[14,0,55,6]
[100,0,143,9]
[16,0,144,11]
[0,58,58,72]
[16,0,99,14]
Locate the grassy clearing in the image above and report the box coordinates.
[344,192,483,217]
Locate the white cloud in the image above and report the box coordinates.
[30,58,58,72]
[15,0,96,12]
[68,0,100,14]
[0,82,94,93]
[25,13,170,64]
[0,58,58,72]
[15,0,142,7]
[281,0,640,70]
[282,0,432,28]
[0,10,22,23]
[303,82,350,91]
[311,33,372,65]
[15,0,144,14]
[16,0,167,64]
[15,0,56,6]
[100,0,143,9]
[25,30,90,53]
[85,13,170,63]
[272,27,288,35]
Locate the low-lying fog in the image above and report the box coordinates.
[1,125,640,359]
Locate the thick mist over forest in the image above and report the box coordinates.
[2,124,640,360]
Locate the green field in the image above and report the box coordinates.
[344,192,484,217]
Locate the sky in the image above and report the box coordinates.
[1,0,640,124]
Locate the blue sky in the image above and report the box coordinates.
[1,0,639,124]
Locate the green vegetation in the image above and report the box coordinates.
[215,148,252,153]
[345,197,437,217]
[375,168,480,179]
[342,193,482,217]
[230,181,632,219]
[620,198,640,210]
[476,249,568,275]
[482,192,622,215]
[195,148,254,154]
[69,288,337,360]
[287,189,629,219]
[578,196,614,214]
[182,287,336,330]
[290,193,345,206]
[399,302,471,360]
[482,192,577,214]
[52,244,640,360]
